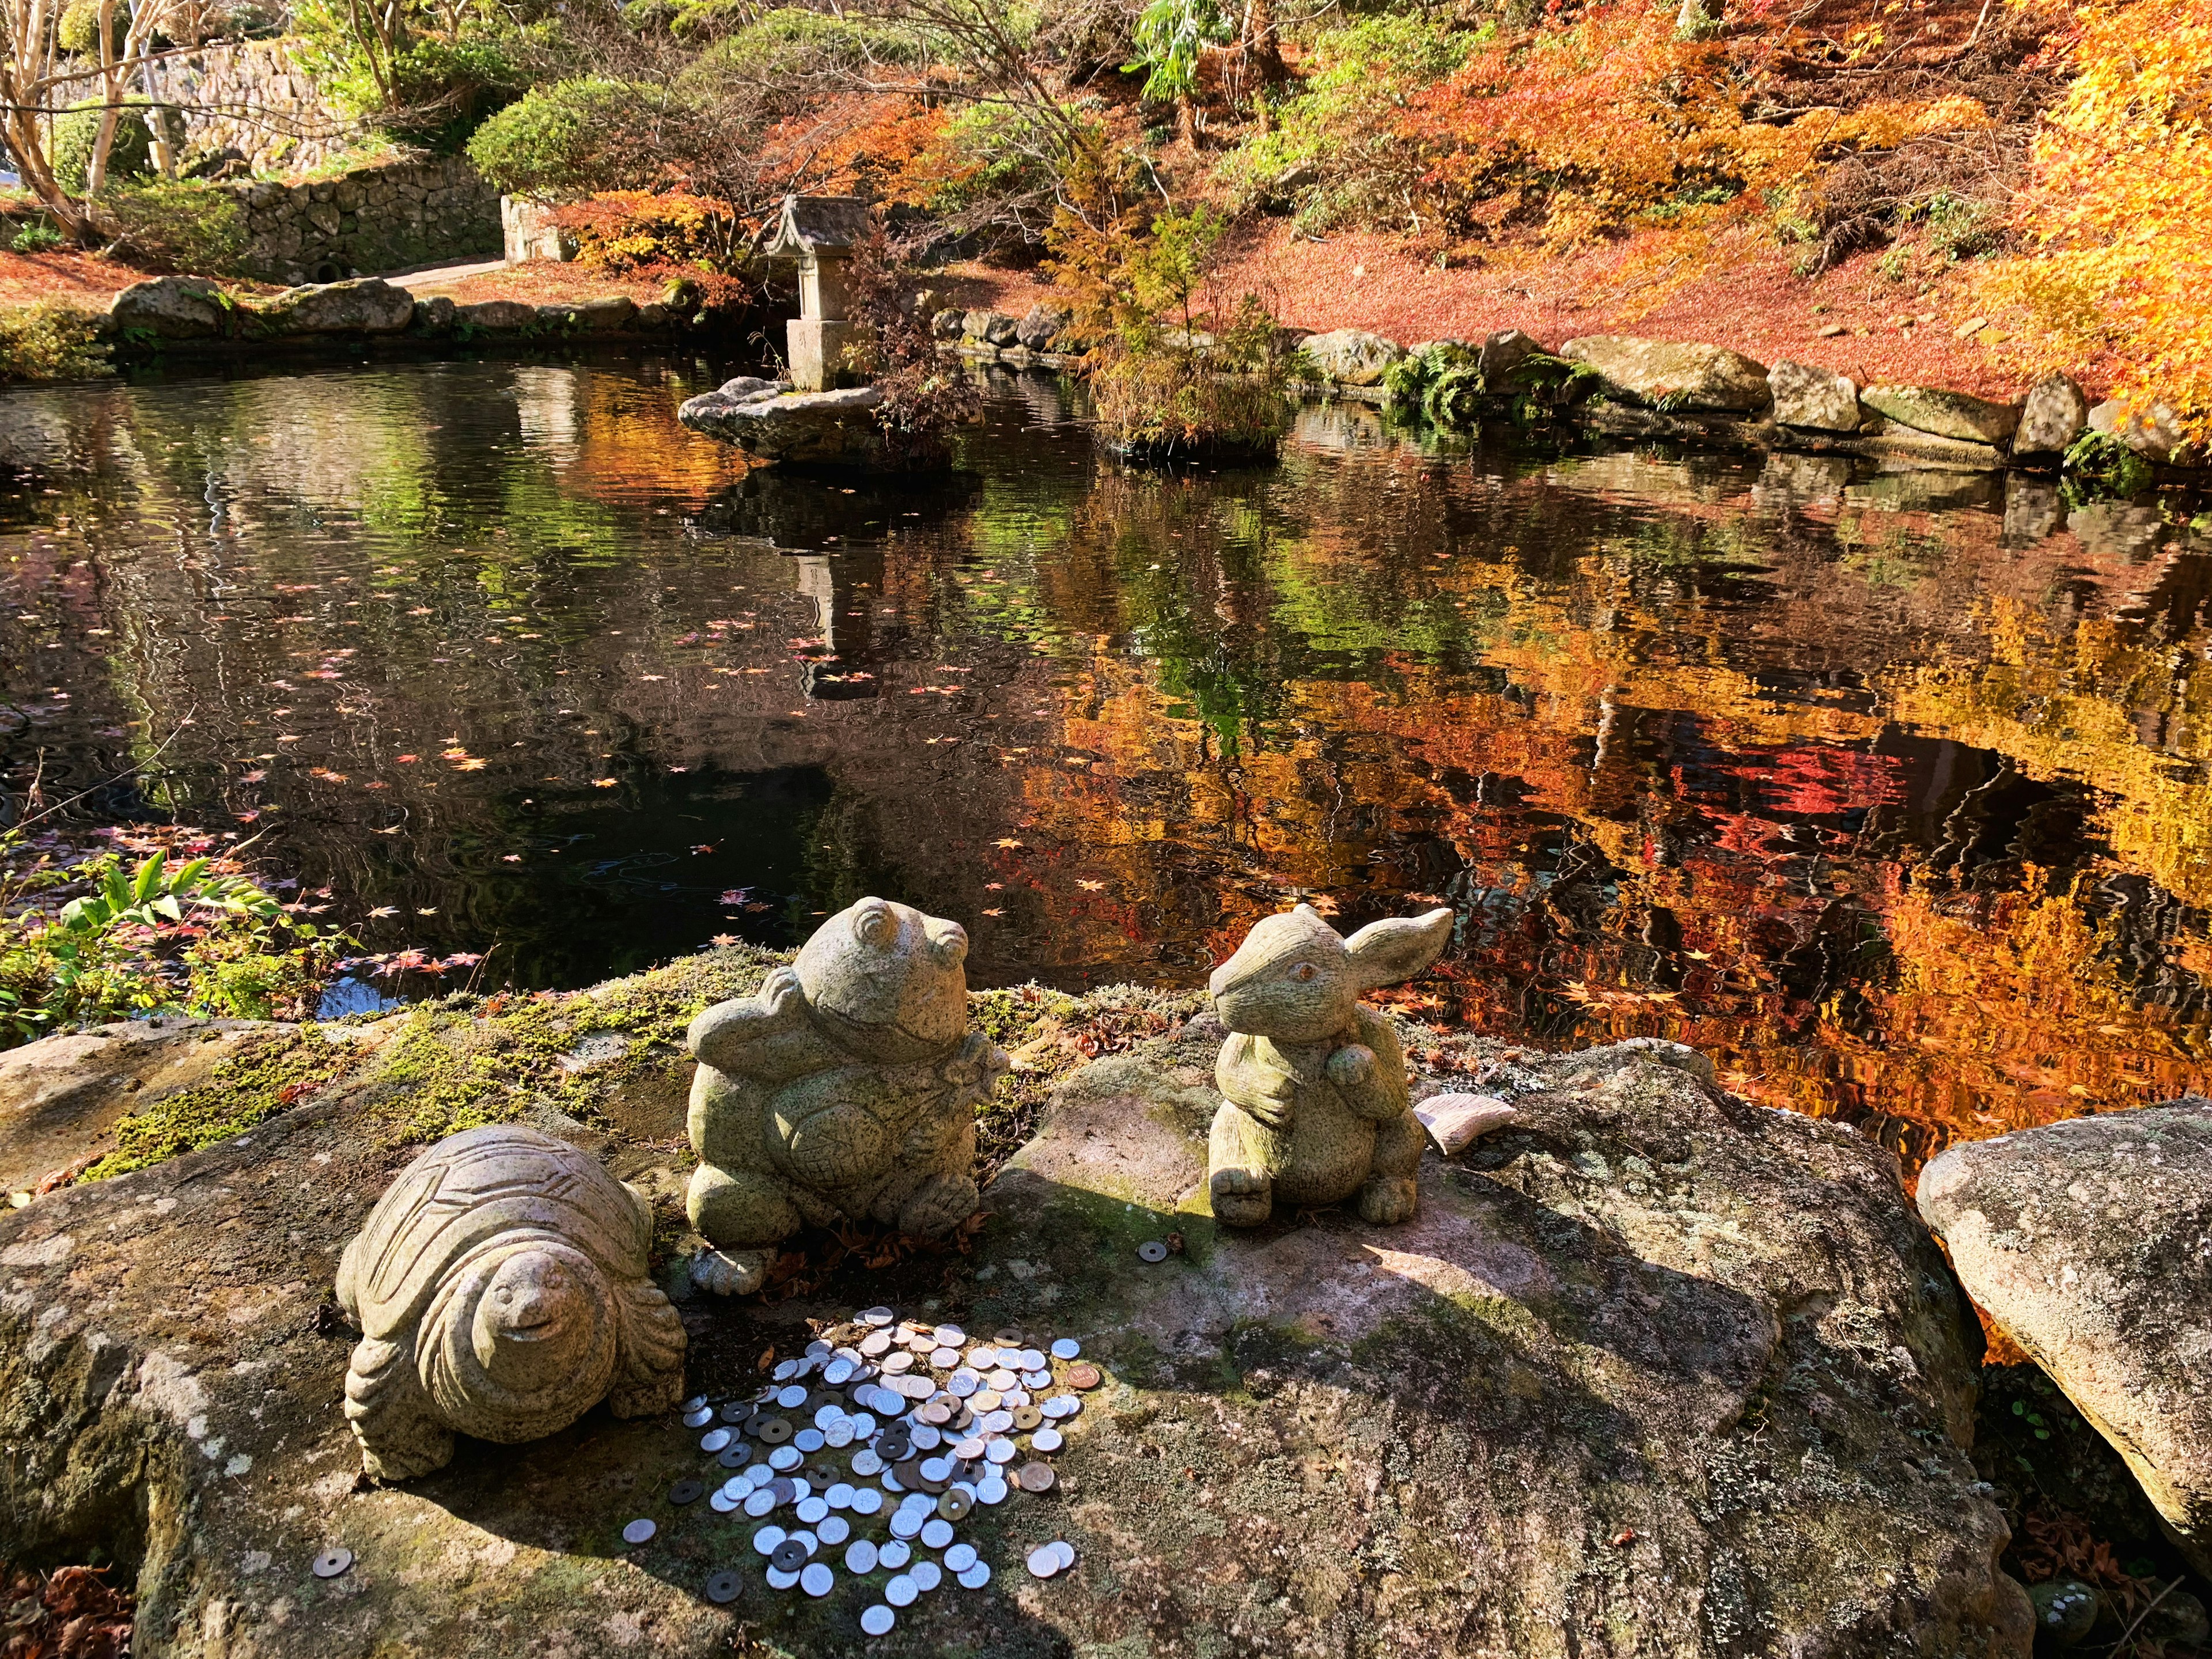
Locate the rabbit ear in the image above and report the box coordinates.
[1344,909,1453,991]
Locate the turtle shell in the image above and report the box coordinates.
[344,1125,650,1344]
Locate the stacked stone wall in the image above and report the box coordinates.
[151,39,354,175]
[220,157,502,286]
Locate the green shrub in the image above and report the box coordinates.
[50,98,176,194]
[683,8,925,90]
[9,221,63,253]
[466,77,679,197]
[97,180,247,273]
[378,35,526,147]
[2062,429,2154,503]
[0,302,109,383]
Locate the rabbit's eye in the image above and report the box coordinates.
[1289,962,1319,983]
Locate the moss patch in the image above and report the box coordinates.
[81,1027,351,1180]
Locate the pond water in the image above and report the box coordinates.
[1,353,2206,1171]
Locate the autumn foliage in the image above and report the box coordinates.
[1977,0,2212,438]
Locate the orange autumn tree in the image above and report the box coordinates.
[1978,0,2212,439]
[1391,1,1988,305]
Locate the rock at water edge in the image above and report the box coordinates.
[1859,384,2020,445]
[2088,398,2188,463]
[1918,1099,2212,1573]
[1768,359,1860,431]
[1299,328,1404,387]
[2015,372,2089,455]
[109,276,226,340]
[1560,335,1772,411]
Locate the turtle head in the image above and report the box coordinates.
[469,1244,601,1391]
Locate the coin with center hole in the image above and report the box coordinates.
[1013,1406,1043,1431]
[937,1488,973,1521]
[623,1519,657,1545]
[706,1569,743,1604]
[1066,1365,1101,1391]
[311,1547,352,1579]
[1018,1461,1057,1493]
[994,1327,1022,1346]
[861,1604,896,1635]
[721,1402,748,1423]
[756,1416,793,1444]
[1137,1240,1169,1263]
[770,1540,807,1573]
[670,1479,704,1505]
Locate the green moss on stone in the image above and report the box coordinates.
[82,1027,351,1180]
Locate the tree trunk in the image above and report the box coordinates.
[1245,0,1283,84]
[1176,92,1196,147]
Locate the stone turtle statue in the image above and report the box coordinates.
[685,896,1008,1295]
[336,1124,686,1480]
[1207,904,1455,1227]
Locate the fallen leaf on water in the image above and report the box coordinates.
[1077,880,1105,891]
[994,839,1024,850]
[396,754,419,763]
[502,855,522,863]
[416,907,438,915]
[710,933,739,946]
[368,906,399,918]
[593,778,618,788]
[982,908,1003,916]
[454,758,488,771]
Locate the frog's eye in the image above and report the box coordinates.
[853,898,898,949]
[1288,961,1319,983]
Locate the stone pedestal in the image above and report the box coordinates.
[787,318,859,393]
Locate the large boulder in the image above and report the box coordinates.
[0,990,2035,1658]
[260,278,415,335]
[1918,1100,2212,1574]
[1858,384,2019,446]
[1298,327,1403,387]
[1477,327,1543,381]
[2014,372,2089,456]
[1014,302,1072,353]
[2088,397,2188,463]
[961,309,1018,347]
[677,385,888,467]
[454,300,538,332]
[929,307,965,340]
[109,276,226,340]
[1767,359,1860,431]
[1560,335,1771,411]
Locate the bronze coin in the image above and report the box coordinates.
[952,1406,975,1432]
[937,1488,974,1521]
[970,1390,1002,1413]
[809,1388,842,1412]
[1013,1406,1043,1431]
[919,1401,954,1426]
[895,1458,925,1488]
[756,1416,793,1444]
[810,1461,840,1487]
[1017,1461,1057,1493]
[921,1471,951,1495]
[993,1328,1023,1347]
[1065,1365,1102,1391]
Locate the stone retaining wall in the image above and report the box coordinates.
[215,157,501,286]
[149,39,354,176]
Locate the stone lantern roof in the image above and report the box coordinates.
[763,195,871,261]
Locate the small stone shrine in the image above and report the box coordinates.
[684,897,1009,1294]
[764,194,873,393]
[335,1124,688,1479]
[1206,903,1455,1226]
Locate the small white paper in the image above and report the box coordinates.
[1415,1093,1518,1155]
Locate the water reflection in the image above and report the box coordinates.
[0,355,2205,1172]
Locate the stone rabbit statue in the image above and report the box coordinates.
[1207,904,1455,1227]
[684,897,1008,1295]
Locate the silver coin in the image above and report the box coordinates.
[706,1569,743,1604]
[918,1456,951,1483]
[310,1546,352,1579]
[773,1360,799,1382]
[818,1514,851,1546]
[623,1519,657,1546]
[880,1468,905,1494]
[952,1437,987,1460]
[826,1482,855,1510]
[1051,1540,1076,1570]
[910,1560,944,1592]
[1019,1350,1047,1372]
[1031,1427,1064,1453]
[889,1509,923,1539]
[851,1449,884,1478]
[1022,1370,1051,1390]
[986,1369,1018,1391]
[944,1543,978,1573]
[1040,1397,1075,1420]
[958,1562,992,1590]
[796,1497,829,1525]
[700,1429,732,1453]
[1027,1546,1059,1579]
[743,1490,776,1518]
[777,1385,809,1409]
[710,1489,740,1513]
[900,1376,935,1400]
[825,1421,855,1449]
[807,1339,832,1358]
[1138,1240,1169,1263]
[790,1529,819,1555]
[930,1347,961,1369]
[885,1574,918,1608]
[801,1562,834,1598]
[850,1487,884,1516]
[980,1411,1014,1435]
[946,1369,980,1398]
[767,1446,801,1471]
[794,1429,825,1454]
[985,1440,1018,1465]
[879,1539,912,1570]
[1003,1390,1032,1410]
[849,1411,878,1438]
[933,1324,966,1347]
[766,1566,800,1591]
[752,1525,787,1556]
[1050,1339,1081,1361]
[683,1407,714,1429]
[861,1603,896,1636]
[861,1306,895,1327]
[813,1404,846,1430]
[967,1345,998,1368]
[846,1539,880,1574]
[976,1476,1009,1505]
[881,1351,914,1374]
[920,1518,954,1551]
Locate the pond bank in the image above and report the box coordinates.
[0,954,2050,1656]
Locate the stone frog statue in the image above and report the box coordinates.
[1207,904,1455,1228]
[685,896,1009,1294]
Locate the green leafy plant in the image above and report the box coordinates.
[9,220,64,253]
[50,98,178,194]
[1126,0,1233,142]
[96,181,247,274]
[0,301,109,382]
[2061,429,2153,503]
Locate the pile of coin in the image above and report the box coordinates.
[628,1306,1100,1635]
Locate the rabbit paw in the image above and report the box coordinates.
[1210,1163,1273,1227]
[690,1247,773,1297]
[1355,1173,1418,1226]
